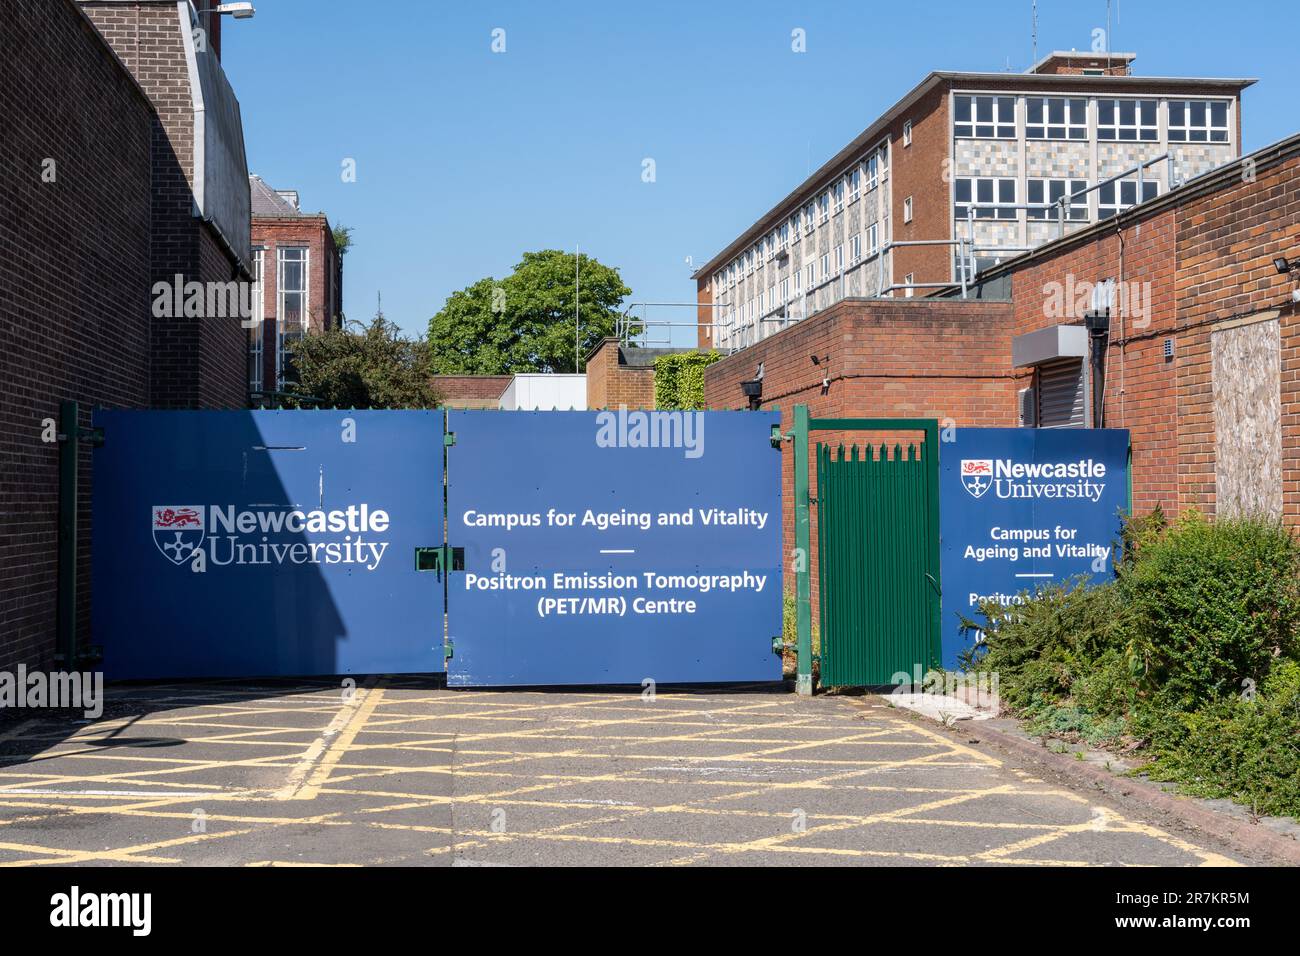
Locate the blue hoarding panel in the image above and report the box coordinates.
[446,410,783,686]
[92,410,444,679]
[939,428,1130,669]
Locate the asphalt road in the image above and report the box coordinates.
[0,679,1250,866]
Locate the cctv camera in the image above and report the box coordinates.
[1291,288,1300,304]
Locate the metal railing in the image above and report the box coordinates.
[663,153,1186,353]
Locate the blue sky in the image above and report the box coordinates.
[224,0,1295,343]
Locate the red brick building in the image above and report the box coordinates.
[707,132,1300,601]
[584,339,687,410]
[693,51,1251,353]
[248,176,343,397]
[0,0,252,672]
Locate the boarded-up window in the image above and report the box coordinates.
[1037,358,1086,428]
[1213,315,1281,517]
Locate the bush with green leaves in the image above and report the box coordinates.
[1119,512,1300,710]
[961,576,1132,711]
[965,510,1300,817]
[653,351,722,410]
[1137,661,1300,818]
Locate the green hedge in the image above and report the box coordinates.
[966,510,1300,817]
[654,351,722,410]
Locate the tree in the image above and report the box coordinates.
[286,315,439,409]
[332,224,353,256]
[427,249,633,374]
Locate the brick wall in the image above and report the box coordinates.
[82,0,248,409]
[704,298,1018,607]
[0,0,155,670]
[890,84,951,289]
[252,216,342,392]
[1006,205,1180,516]
[585,339,657,410]
[431,375,512,409]
[1173,148,1300,526]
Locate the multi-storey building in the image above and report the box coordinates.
[248,176,343,396]
[694,51,1252,351]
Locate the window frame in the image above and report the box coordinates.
[1026,178,1090,221]
[275,246,309,389]
[1025,96,1088,141]
[1096,97,1158,142]
[1096,177,1159,220]
[954,177,1017,221]
[1168,98,1230,144]
[953,94,1016,139]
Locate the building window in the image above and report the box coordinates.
[805,262,814,288]
[953,94,1015,138]
[247,249,264,394]
[867,222,879,255]
[903,196,913,223]
[1027,179,1089,221]
[819,253,829,282]
[276,247,308,388]
[1025,97,1087,140]
[781,278,789,302]
[779,222,789,248]
[865,153,879,191]
[848,167,860,203]
[790,211,801,243]
[954,177,1016,220]
[804,202,815,233]
[850,234,862,264]
[903,273,915,297]
[903,119,913,146]
[1168,99,1229,143]
[834,243,844,272]
[1097,178,1158,219]
[794,269,802,294]
[833,180,844,214]
[1097,98,1158,142]
[818,193,830,224]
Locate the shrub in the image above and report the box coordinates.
[962,577,1131,710]
[1120,513,1300,710]
[1137,660,1300,817]
[654,351,722,410]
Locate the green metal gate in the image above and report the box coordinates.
[788,409,941,693]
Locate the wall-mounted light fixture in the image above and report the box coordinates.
[810,354,830,394]
[740,363,764,410]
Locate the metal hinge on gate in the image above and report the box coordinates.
[443,432,456,447]
[414,546,464,574]
[444,639,454,662]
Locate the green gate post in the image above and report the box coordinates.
[791,404,813,696]
[56,400,79,667]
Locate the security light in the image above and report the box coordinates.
[215,2,255,18]
[1274,256,1293,275]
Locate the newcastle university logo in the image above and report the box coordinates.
[152,506,204,565]
[960,460,993,499]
